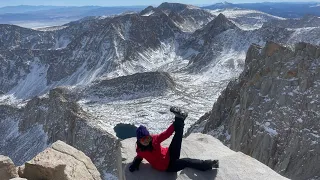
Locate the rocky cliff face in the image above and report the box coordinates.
[0,88,120,179]
[187,42,320,180]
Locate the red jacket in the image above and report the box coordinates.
[135,124,174,171]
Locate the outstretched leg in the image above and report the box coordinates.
[168,116,185,161]
[167,106,188,162]
[167,158,218,172]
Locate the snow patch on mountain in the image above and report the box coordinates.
[209,9,285,20]
[0,117,48,165]
[141,10,154,16]
[287,27,320,45]
[36,25,69,32]
[209,9,286,30]
[8,60,49,99]
[54,36,71,49]
[201,49,245,81]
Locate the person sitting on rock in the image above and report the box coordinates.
[129,106,219,173]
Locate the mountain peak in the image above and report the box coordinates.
[158,2,199,11]
[211,13,237,28]
[204,1,235,9]
[221,1,233,5]
[139,6,155,16]
[199,13,238,35]
[216,13,228,21]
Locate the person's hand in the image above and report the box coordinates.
[129,164,139,172]
[129,156,142,172]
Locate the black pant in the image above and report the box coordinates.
[166,118,212,172]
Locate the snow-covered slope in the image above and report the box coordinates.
[203,2,320,18]
[121,133,289,180]
[1,7,320,132]
[208,8,285,30]
[263,14,320,29]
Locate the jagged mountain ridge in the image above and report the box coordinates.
[1,5,320,99]
[208,8,286,30]
[0,3,218,99]
[140,2,215,32]
[0,24,60,50]
[0,11,183,98]
[203,2,320,18]
[182,13,241,71]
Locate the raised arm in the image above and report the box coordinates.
[154,123,175,143]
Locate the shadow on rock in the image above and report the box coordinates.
[180,168,218,179]
[125,162,218,180]
[125,163,178,180]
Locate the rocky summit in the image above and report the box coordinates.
[0,141,101,180]
[121,133,289,180]
[188,41,320,180]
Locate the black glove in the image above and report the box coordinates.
[129,157,142,172]
[129,164,139,172]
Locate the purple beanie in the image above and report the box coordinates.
[136,125,150,140]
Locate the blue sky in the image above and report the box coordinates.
[0,0,318,7]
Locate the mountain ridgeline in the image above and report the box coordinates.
[203,2,320,18]
[0,2,319,180]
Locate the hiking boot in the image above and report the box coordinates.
[170,106,188,120]
[185,158,211,171]
[203,160,219,169]
[211,160,219,168]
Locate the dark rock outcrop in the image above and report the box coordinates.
[83,72,176,102]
